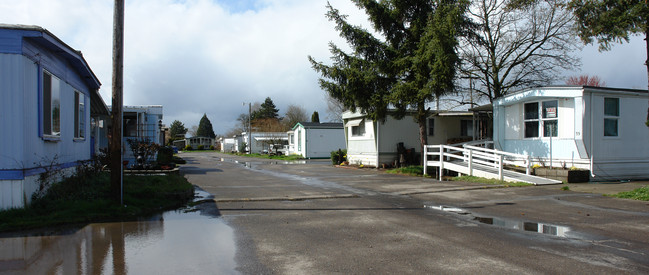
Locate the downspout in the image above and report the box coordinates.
[304,127,308,159]
[589,90,595,178]
[376,120,380,168]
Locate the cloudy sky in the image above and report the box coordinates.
[2,0,647,135]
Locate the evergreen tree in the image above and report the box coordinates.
[168,120,188,142]
[309,0,469,151]
[196,114,216,138]
[311,111,320,123]
[568,0,649,125]
[252,97,280,120]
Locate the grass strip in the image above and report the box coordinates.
[607,186,649,201]
[450,175,533,187]
[0,172,193,233]
[385,166,431,177]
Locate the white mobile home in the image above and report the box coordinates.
[342,110,473,167]
[0,25,109,209]
[242,132,288,154]
[493,86,649,180]
[219,136,240,153]
[287,122,345,159]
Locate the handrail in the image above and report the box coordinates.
[423,143,532,180]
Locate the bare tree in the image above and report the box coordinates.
[187,125,198,137]
[325,93,345,123]
[224,127,243,138]
[283,104,308,129]
[565,75,606,87]
[237,102,261,132]
[461,0,580,103]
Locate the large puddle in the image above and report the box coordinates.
[0,190,237,274]
[426,204,572,238]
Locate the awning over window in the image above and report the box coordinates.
[345,118,363,127]
[254,136,288,141]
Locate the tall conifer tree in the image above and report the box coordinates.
[196,114,216,138]
[309,0,469,152]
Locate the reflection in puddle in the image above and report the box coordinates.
[217,157,307,167]
[0,194,237,274]
[472,216,570,237]
[426,204,571,238]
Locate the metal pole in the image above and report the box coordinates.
[248,102,251,154]
[439,146,444,181]
[110,0,124,205]
[549,124,553,169]
[468,149,473,176]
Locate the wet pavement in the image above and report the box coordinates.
[0,190,237,275]
[3,151,648,274]
[183,152,649,274]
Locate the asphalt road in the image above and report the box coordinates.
[182,152,649,274]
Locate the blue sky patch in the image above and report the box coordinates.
[217,0,267,13]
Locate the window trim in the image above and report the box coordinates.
[427,118,435,136]
[523,100,558,139]
[351,119,366,137]
[42,70,61,140]
[74,91,86,140]
[604,97,619,137]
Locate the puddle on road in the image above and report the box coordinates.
[216,157,307,167]
[0,191,237,274]
[425,204,571,238]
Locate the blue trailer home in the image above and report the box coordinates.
[0,24,109,210]
[108,105,164,167]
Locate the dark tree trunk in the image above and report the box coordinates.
[416,104,428,165]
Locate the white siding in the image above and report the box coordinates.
[504,104,520,139]
[495,87,649,180]
[347,120,377,166]
[378,116,420,152]
[305,128,345,158]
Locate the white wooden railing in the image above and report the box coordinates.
[423,141,531,181]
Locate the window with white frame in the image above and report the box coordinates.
[42,71,61,137]
[351,119,365,136]
[74,91,85,139]
[604,97,619,136]
[298,129,302,151]
[541,100,558,137]
[524,100,558,138]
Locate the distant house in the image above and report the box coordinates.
[287,122,345,159]
[219,135,241,153]
[242,132,288,154]
[342,110,473,167]
[109,105,163,165]
[493,86,649,180]
[184,136,215,150]
[0,25,109,209]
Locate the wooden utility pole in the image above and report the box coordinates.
[110,0,125,204]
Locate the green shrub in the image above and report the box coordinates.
[330,149,347,165]
[172,155,186,164]
[210,145,215,150]
[157,146,174,164]
[197,145,204,150]
[184,145,192,151]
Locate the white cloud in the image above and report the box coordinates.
[2,0,646,134]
